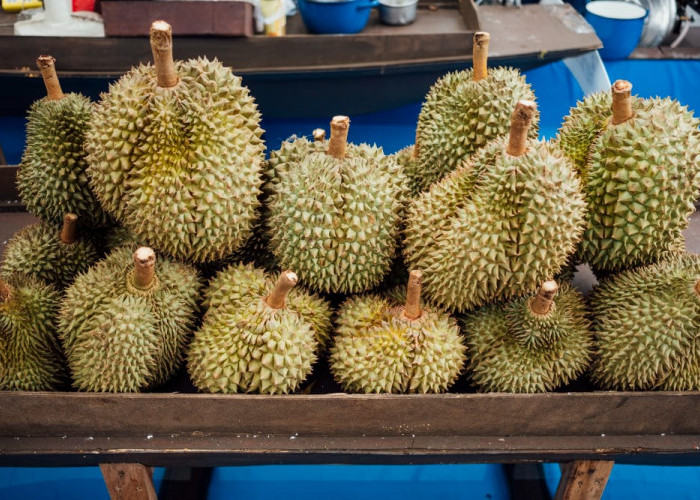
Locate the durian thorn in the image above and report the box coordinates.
[150,20,179,88]
[530,280,558,315]
[60,213,79,245]
[36,55,64,101]
[403,269,423,320]
[132,247,156,290]
[472,32,490,82]
[0,278,11,303]
[694,278,700,296]
[312,128,326,142]
[611,80,634,125]
[265,270,298,309]
[506,100,536,157]
[327,116,350,159]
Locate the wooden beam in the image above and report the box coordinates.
[100,463,158,500]
[554,460,614,500]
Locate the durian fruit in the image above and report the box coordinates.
[0,275,65,391]
[188,267,331,394]
[85,21,265,263]
[404,101,586,312]
[413,32,538,191]
[2,214,99,289]
[390,145,423,197]
[59,246,201,392]
[558,80,700,271]
[590,254,700,391]
[268,116,406,294]
[17,56,110,228]
[463,281,593,393]
[330,270,465,393]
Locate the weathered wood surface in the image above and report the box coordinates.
[100,463,158,500]
[554,460,614,500]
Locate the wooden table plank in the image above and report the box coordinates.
[555,460,614,500]
[100,463,158,500]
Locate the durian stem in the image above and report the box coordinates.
[611,80,634,125]
[327,116,350,159]
[694,278,700,296]
[404,270,423,320]
[265,270,298,309]
[60,213,79,245]
[36,55,64,101]
[150,20,179,88]
[412,127,420,159]
[312,128,326,142]
[472,32,490,82]
[132,247,156,290]
[0,278,11,303]
[530,280,558,315]
[506,100,537,157]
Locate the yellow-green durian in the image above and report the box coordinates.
[463,281,592,393]
[85,22,265,263]
[390,145,424,197]
[590,254,700,391]
[558,80,700,272]
[404,101,586,312]
[268,116,406,294]
[188,266,331,394]
[17,56,110,228]
[1,214,99,289]
[59,246,201,392]
[413,32,538,192]
[0,275,65,391]
[330,270,465,393]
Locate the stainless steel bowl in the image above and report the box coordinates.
[625,0,677,47]
[378,0,418,25]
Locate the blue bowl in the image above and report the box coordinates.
[298,0,379,34]
[585,1,648,60]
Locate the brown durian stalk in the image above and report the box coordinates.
[150,20,179,88]
[402,269,423,320]
[529,280,558,316]
[506,100,537,157]
[472,31,490,82]
[312,128,326,142]
[611,79,634,125]
[132,247,156,290]
[36,55,64,101]
[264,270,298,309]
[59,213,79,244]
[327,115,350,159]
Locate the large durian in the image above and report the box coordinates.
[463,281,592,393]
[557,80,700,271]
[413,32,538,191]
[17,56,110,228]
[0,275,65,391]
[2,214,98,289]
[85,21,265,263]
[590,254,700,391]
[404,101,586,311]
[268,116,406,294]
[59,246,200,392]
[188,266,332,394]
[330,270,465,393]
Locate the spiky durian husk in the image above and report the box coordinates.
[1,222,99,289]
[590,254,700,391]
[0,275,65,391]
[413,67,539,192]
[390,145,424,197]
[404,139,586,312]
[463,283,592,393]
[59,247,201,392]
[330,294,465,393]
[85,58,265,263]
[268,149,406,294]
[17,94,111,228]
[561,95,700,272]
[187,264,330,394]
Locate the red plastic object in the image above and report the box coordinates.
[73,0,96,12]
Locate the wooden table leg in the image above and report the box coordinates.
[554,460,614,500]
[100,463,158,500]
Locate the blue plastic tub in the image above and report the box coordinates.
[298,0,379,34]
[585,0,647,60]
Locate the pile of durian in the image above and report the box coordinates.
[2,24,700,395]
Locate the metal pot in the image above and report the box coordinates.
[378,0,418,25]
[625,0,677,47]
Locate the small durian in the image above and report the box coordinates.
[0,275,65,391]
[86,21,265,263]
[413,32,538,191]
[590,254,700,391]
[17,56,110,228]
[268,116,406,294]
[330,270,465,393]
[558,80,700,271]
[390,145,423,197]
[188,267,331,394]
[463,281,593,393]
[60,247,201,392]
[2,214,99,289]
[404,101,586,312]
